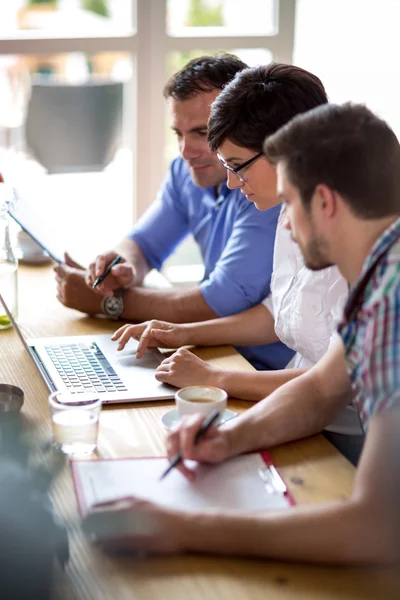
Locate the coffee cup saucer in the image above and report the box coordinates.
[161,407,237,431]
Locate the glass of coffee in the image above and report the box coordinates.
[175,386,227,422]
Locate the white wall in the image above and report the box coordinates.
[294,0,400,136]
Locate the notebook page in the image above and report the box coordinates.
[74,454,290,514]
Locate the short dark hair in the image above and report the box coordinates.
[264,102,400,219]
[163,53,248,101]
[208,63,328,153]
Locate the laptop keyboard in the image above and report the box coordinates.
[45,342,127,394]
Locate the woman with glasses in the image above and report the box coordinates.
[112,63,363,463]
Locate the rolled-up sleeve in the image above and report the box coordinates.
[200,203,280,317]
[128,161,190,270]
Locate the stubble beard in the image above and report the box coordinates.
[302,233,334,271]
[188,162,226,190]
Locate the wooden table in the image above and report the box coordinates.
[1,263,399,599]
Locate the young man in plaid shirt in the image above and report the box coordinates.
[85,103,400,566]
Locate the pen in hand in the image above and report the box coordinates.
[159,409,220,481]
[92,255,122,289]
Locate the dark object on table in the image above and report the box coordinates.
[0,384,24,413]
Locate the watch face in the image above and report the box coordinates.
[103,295,124,317]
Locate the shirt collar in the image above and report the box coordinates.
[344,216,400,322]
[203,181,231,205]
[358,215,400,280]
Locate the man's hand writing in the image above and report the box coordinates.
[166,413,232,481]
[86,251,136,296]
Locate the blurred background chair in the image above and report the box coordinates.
[25,78,123,173]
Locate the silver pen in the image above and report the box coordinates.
[268,464,287,494]
[258,464,287,495]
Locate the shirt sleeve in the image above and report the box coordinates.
[262,292,274,318]
[200,202,279,317]
[362,293,400,419]
[127,160,190,270]
[325,269,349,348]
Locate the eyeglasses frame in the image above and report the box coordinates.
[217,151,263,183]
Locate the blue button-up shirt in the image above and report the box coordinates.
[129,156,294,370]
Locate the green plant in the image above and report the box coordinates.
[187,0,223,27]
[81,0,109,18]
[26,0,57,5]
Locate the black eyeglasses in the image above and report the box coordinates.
[217,151,263,184]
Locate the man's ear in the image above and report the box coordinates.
[312,184,337,218]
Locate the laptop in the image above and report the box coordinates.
[1,293,176,404]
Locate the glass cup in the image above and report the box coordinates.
[175,386,227,423]
[49,391,102,456]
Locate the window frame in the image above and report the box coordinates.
[0,0,295,222]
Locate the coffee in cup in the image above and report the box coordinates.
[175,386,227,421]
[187,397,215,403]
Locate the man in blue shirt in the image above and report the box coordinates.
[55,54,292,370]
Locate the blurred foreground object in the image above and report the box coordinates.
[0,410,69,599]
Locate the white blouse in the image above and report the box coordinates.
[262,208,362,435]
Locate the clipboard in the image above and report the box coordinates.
[72,452,295,521]
[8,202,63,264]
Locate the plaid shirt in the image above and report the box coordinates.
[338,216,400,430]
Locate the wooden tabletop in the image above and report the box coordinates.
[1,263,398,599]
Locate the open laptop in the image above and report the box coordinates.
[1,294,176,403]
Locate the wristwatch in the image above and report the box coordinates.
[101,295,124,319]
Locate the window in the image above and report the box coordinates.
[167,0,277,37]
[1,1,135,36]
[0,0,294,265]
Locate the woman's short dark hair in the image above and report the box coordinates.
[208,63,328,153]
[163,54,248,101]
[264,102,400,219]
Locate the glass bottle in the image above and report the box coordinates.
[0,176,18,329]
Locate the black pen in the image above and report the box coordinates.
[159,409,220,481]
[92,255,122,289]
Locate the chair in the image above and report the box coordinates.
[25,79,123,173]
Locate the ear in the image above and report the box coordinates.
[312,184,337,218]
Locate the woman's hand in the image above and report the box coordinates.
[112,320,190,358]
[155,347,219,387]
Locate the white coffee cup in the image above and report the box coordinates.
[175,386,227,421]
[16,230,50,264]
